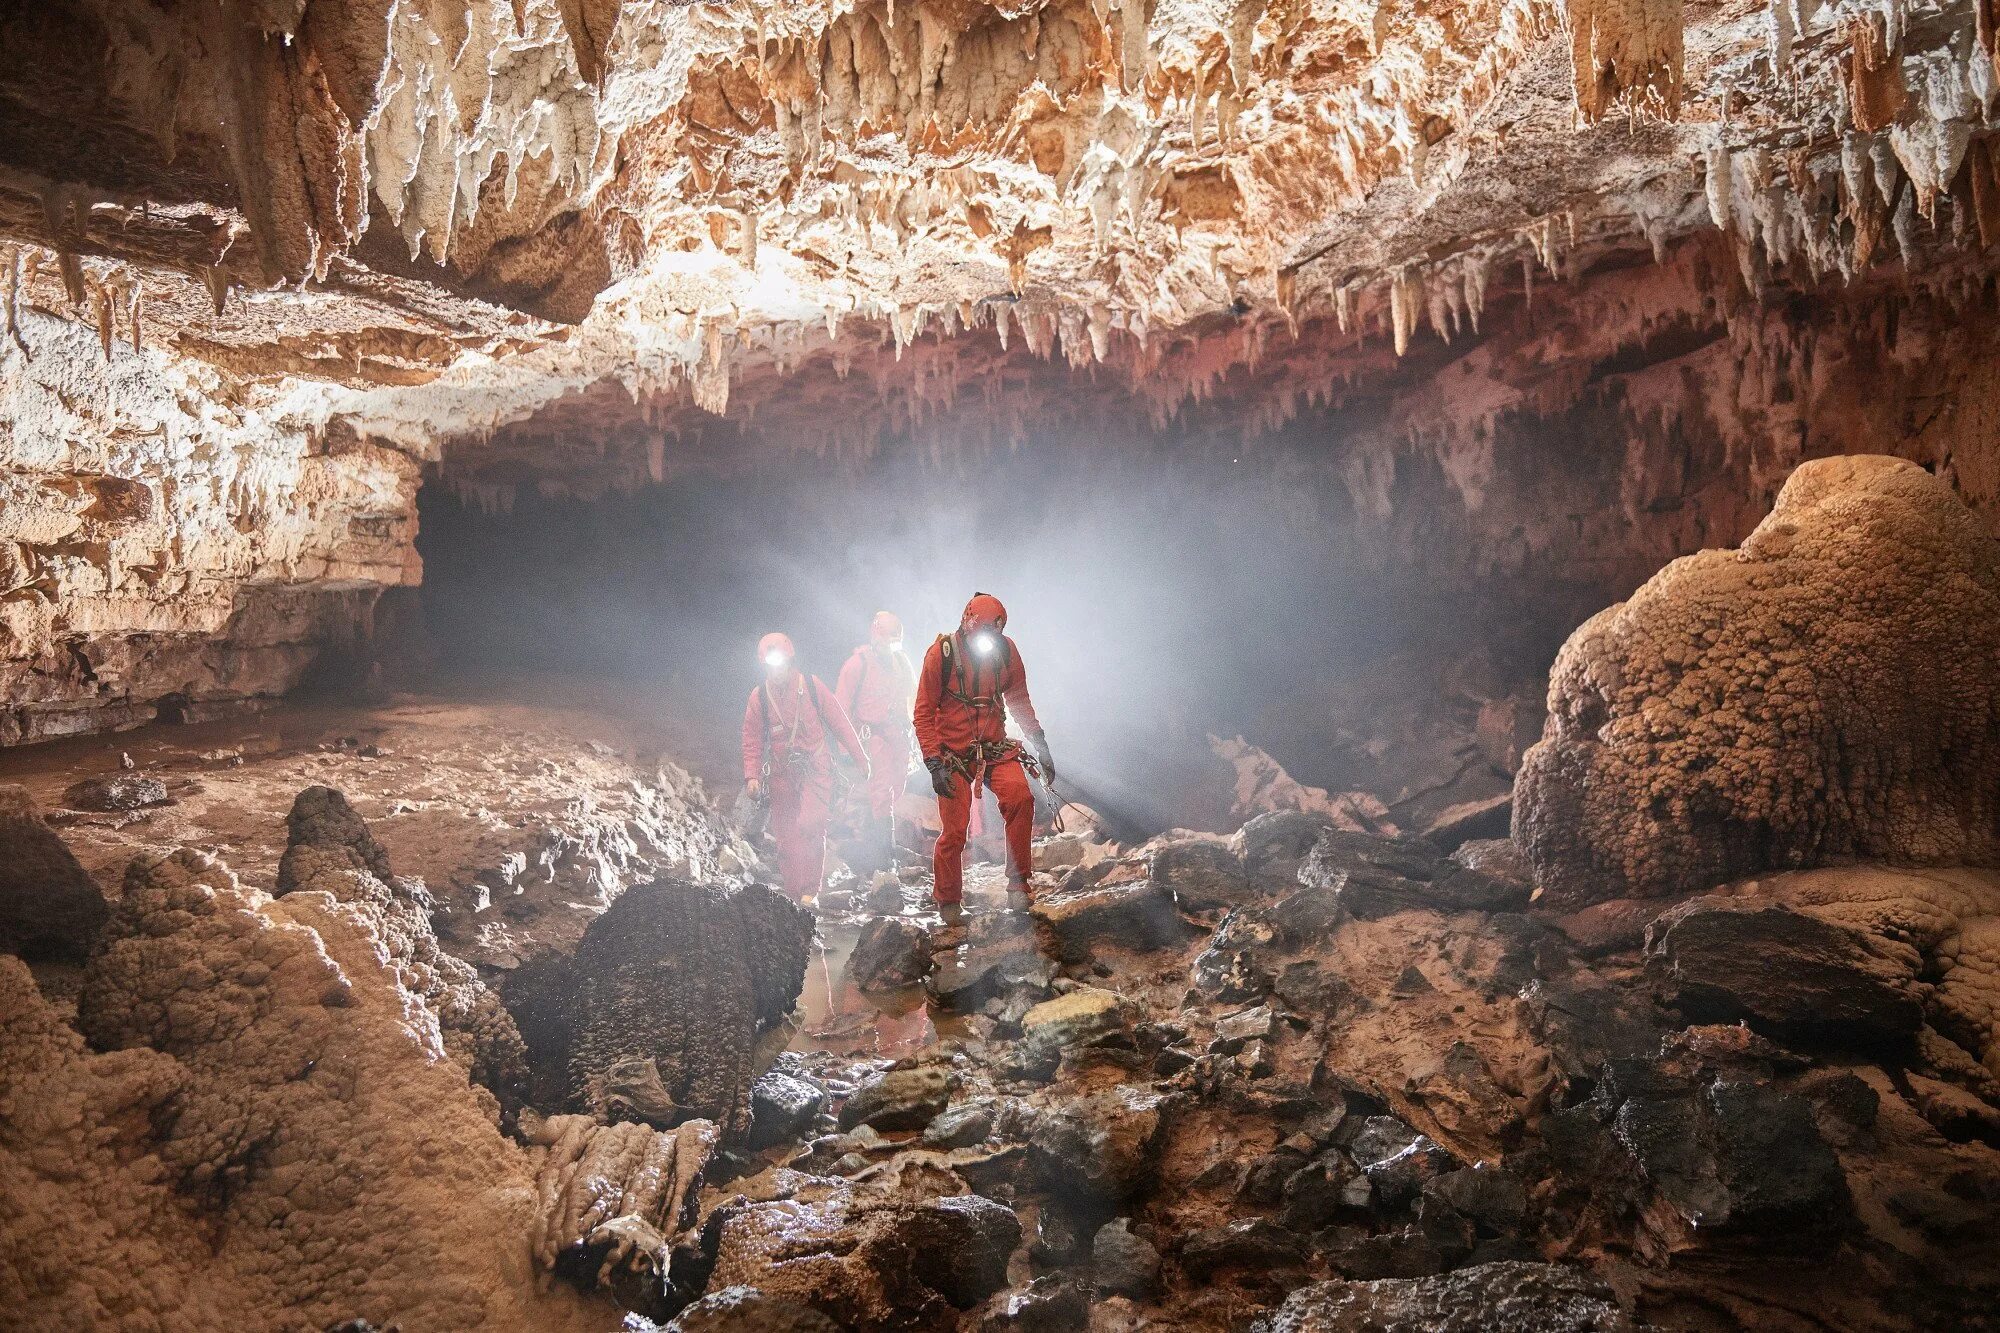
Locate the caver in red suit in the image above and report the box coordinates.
[913,593,1055,910]
[835,611,917,864]
[743,632,869,903]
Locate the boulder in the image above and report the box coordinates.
[1151,840,1259,913]
[1012,986,1135,1078]
[848,916,935,992]
[840,1064,951,1131]
[705,1188,1021,1328]
[1031,863,1184,960]
[0,785,107,964]
[1234,809,1341,882]
[1421,795,1513,852]
[1644,897,1924,1046]
[1258,1261,1635,1332]
[922,1100,996,1149]
[1091,1218,1160,1297]
[749,1070,827,1150]
[60,774,168,812]
[1516,456,2000,908]
[1423,1165,1529,1237]
[1028,1086,1171,1217]
[1300,832,1526,918]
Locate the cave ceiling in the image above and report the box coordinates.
[6,0,2000,497]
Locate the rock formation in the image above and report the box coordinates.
[273,784,531,1108]
[0,783,106,963]
[510,877,814,1137]
[6,846,617,1331]
[1517,455,2000,908]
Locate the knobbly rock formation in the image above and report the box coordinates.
[1518,455,2000,908]
[273,784,530,1108]
[5,844,615,1331]
[513,878,813,1137]
[0,782,106,962]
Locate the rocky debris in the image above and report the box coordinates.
[925,913,1055,1014]
[1298,830,1528,920]
[1235,810,1348,882]
[1644,897,1925,1047]
[15,848,612,1331]
[521,878,812,1139]
[1178,1217,1308,1280]
[1544,1059,1852,1250]
[702,1186,1020,1329]
[60,773,169,811]
[1346,1117,1460,1208]
[1031,862,1185,961]
[840,1064,951,1132]
[526,1112,718,1315]
[923,1102,996,1150]
[849,916,935,991]
[1257,1261,1636,1332]
[1517,457,2000,908]
[271,786,528,1106]
[0,784,107,964]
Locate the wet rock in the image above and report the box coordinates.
[1151,840,1258,914]
[1423,1165,1528,1236]
[1011,986,1135,1079]
[1645,897,1924,1046]
[840,1064,951,1132]
[1031,863,1184,961]
[967,1275,1090,1331]
[1092,1218,1160,1297]
[1028,1085,1171,1218]
[923,1100,995,1149]
[849,916,935,991]
[0,785,107,964]
[60,773,169,812]
[664,1285,845,1331]
[1259,1260,1635,1332]
[1348,1116,1458,1207]
[540,878,814,1138]
[749,1071,827,1150]
[1179,1217,1306,1279]
[926,914,1051,1012]
[705,1188,1021,1328]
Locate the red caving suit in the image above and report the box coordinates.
[913,633,1045,904]
[742,672,868,900]
[835,643,916,841]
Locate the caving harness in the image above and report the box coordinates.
[928,632,1044,799]
[756,673,831,783]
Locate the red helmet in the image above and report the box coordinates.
[870,611,903,645]
[960,593,1007,633]
[758,632,795,667]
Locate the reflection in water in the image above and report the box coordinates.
[796,917,940,1059]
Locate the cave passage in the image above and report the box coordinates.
[418,423,1604,836]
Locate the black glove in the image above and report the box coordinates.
[1033,740,1055,786]
[927,758,956,799]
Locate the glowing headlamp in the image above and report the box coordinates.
[972,631,999,657]
[764,650,788,668]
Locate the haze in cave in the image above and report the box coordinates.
[4,1,2000,1330]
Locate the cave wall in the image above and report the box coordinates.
[0,307,420,743]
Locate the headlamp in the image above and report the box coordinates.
[764,651,788,668]
[972,632,999,657]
